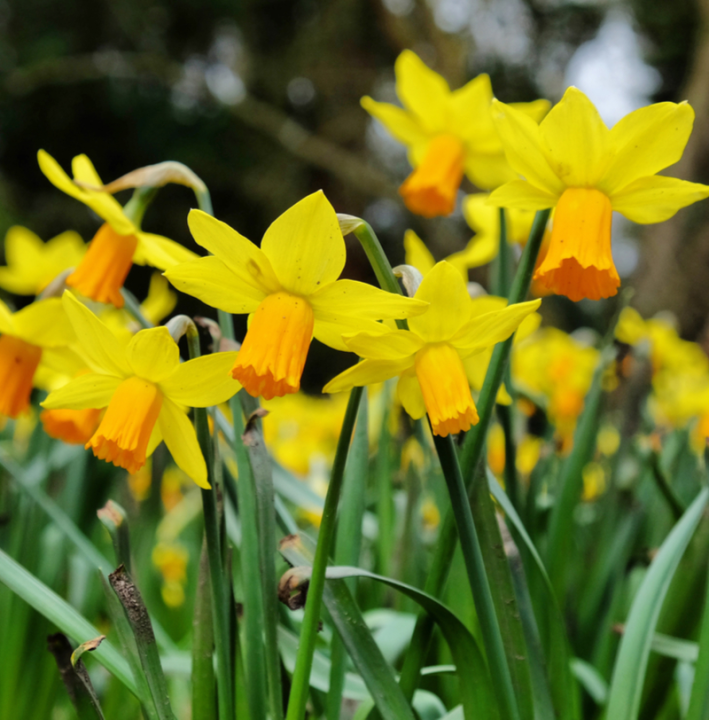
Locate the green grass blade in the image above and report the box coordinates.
[685,558,709,720]
[0,548,139,699]
[606,487,709,720]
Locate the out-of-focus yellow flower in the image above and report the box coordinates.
[516,435,543,475]
[362,50,549,217]
[166,192,427,400]
[262,391,349,476]
[42,292,241,486]
[0,298,75,418]
[38,151,196,308]
[513,328,598,451]
[421,496,440,531]
[597,425,621,457]
[152,541,189,608]
[487,422,506,476]
[0,226,86,296]
[490,88,709,301]
[325,262,540,437]
[401,436,425,473]
[582,462,606,501]
[161,465,190,511]
[128,460,152,502]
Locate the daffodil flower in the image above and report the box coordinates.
[0,226,86,296]
[362,50,549,218]
[38,150,197,308]
[0,298,75,418]
[165,191,428,400]
[489,87,709,301]
[323,262,540,436]
[42,292,242,487]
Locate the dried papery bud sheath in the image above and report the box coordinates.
[78,161,208,196]
[336,213,365,236]
[165,314,197,344]
[37,268,74,300]
[393,264,423,298]
[278,566,313,610]
[97,500,132,573]
[47,632,106,719]
[108,565,175,720]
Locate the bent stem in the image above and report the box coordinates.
[285,386,364,720]
[183,321,234,720]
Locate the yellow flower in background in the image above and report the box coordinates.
[362,50,549,217]
[487,422,506,476]
[38,151,197,308]
[262,391,349,476]
[489,88,709,301]
[324,262,540,436]
[166,192,427,400]
[42,292,242,486]
[0,226,86,296]
[152,541,189,608]
[0,298,74,418]
[513,328,598,451]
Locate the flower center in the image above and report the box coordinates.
[231,291,315,400]
[0,335,42,418]
[86,376,163,473]
[41,408,102,445]
[399,135,465,219]
[67,223,138,308]
[414,343,479,437]
[533,187,619,302]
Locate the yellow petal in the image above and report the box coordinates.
[38,151,135,235]
[187,210,279,293]
[261,191,345,296]
[323,357,413,394]
[360,97,428,148]
[159,351,241,407]
[403,230,435,275]
[610,175,709,224]
[602,101,695,195]
[538,87,611,186]
[13,298,75,348]
[448,235,498,270]
[344,329,423,360]
[158,397,209,488]
[488,180,559,210]
[397,369,427,420]
[309,279,428,322]
[127,327,181,383]
[452,299,542,354]
[312,315,399,352]
[133,232,199,269]
[0,300,14,335]
[407,262,472,343]
[463,152,517,192]
[510,98,551,124]
[395,50,450,133]
[141,272,177,324]
[449,74,495,143]
[5,226,43,268]
[491,100,565,196]
[42,373,122,410]
[166,256,266,314]
[62,291,131,376]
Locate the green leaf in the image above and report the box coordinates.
[0,548,141,700]
[570,659,608,705]
[606,487,709,720]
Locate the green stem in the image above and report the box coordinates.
[285,386,364,720]
[192,539,217,720]
[122,186,158,227]
[185,323,235,720]
[687,552,709,720]
[492,207,513,298]
[217,311,270,720]
[433,434,521,720]
[497,403,520,512]
[121,288,153,330]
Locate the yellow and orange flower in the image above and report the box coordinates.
[42,292,242,486]
[362,50,549,217]
[166,191,427,400]
[0,298,75,418]
[38,151,196,308]
[324,262,540,436]
[489,88,709,301]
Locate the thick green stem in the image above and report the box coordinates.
[433,434,521,720]
[185,323,235,720]
[285,386,364,720]
[192,539,217,720]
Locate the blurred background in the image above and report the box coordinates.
[1,0,707,388]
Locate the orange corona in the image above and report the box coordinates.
[414,342,479,437]
[532,188,619,302]
[86,377,163,473]
[41,408,102,445]
[399,135,465,218]
[231,291,315,400]
[67,223,138,307]
[0,335,42,418]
